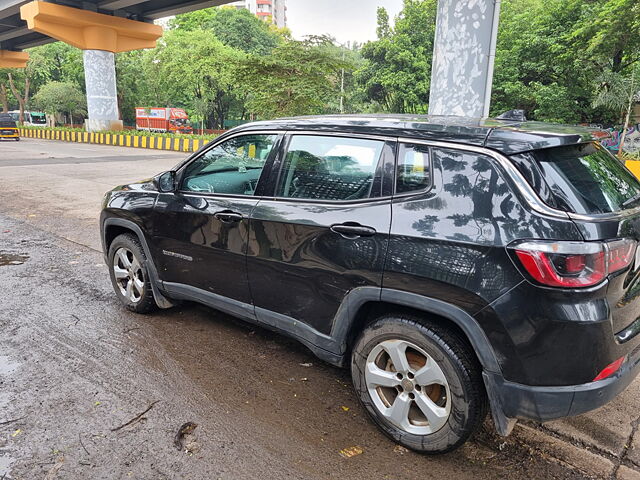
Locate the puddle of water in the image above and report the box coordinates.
[0,252,28,266]
[0,355,19,375]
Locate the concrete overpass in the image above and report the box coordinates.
[0,0,227,51]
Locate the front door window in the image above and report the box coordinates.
[182,134,278,195]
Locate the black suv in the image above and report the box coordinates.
[100,115,640,453]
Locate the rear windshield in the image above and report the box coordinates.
[514,143,640,214]
[0,116,16,128]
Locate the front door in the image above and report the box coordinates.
[152,132,280,304]
[247,134,395,335]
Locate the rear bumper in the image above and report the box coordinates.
[485,342,640,424]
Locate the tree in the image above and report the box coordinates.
[491,0,640,124]
[153,29,243,129]
[569,0,640,73]
[0,72,10,112]
[32,81,86,125]
[27,42,84,90]
[169,6,282,55]
[376,7,391,39]
[4,48,52,122]
[356,0,437,113]
[240,36,351,118]
[116,50,154,125]
[593,66,640,153]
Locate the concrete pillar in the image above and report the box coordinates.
[83,50,122,132]
[428,0,501,118]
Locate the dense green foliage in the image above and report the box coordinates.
[1,0,639,127]
[239,36,351,118]
[491,0,640,124]
[356,0,437,113]
[168,6,282,55]
[32,81,86,124]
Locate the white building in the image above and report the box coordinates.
[229,0,287,28]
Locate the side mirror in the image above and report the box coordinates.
[157,171,177,193]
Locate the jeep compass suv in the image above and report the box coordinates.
[100,115,640,453]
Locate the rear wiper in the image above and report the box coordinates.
[622,192,640,208]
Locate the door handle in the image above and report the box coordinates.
[330,223,377,239]
[214,210,244,223]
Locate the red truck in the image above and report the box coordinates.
[135,107,193,134]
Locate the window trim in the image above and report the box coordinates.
[176,130,284,198]
[270,131,396,205]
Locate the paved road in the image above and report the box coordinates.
[0,138,639,479]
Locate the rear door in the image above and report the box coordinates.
[152,132,281,305]
[247,133,395,335]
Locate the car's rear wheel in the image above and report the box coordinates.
[108,233,157,313]
[351,314,487,454]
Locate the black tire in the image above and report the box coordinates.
[107,233,157,314]
[351,314,487,454]
[15,137,20,141]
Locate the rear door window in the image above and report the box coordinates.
[276,135,385,201]
[515,143,640,214]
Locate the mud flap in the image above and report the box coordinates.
[482,371,517,436]
[144,259,177,309]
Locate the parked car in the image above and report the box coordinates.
[100,115,640,453]
[0,113,20,141]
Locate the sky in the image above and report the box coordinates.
[286,0,404,45]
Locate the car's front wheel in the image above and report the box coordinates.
[108,233,157,313]
[351,314,487,454]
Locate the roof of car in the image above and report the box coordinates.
[233,114,605,155]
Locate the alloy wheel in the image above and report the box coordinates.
[112,247,144,303]
[365,339,451,435]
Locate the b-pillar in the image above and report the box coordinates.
[20,1,162,131]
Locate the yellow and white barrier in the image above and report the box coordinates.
[19,128,208,153]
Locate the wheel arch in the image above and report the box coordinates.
[334,288,501,374]
[102,217,175,309]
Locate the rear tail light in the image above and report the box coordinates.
[593,356,626,382]
[512,239,636,288]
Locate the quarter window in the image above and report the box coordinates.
[181,134,277,195]
[396,143,431,194]
[276,135,384,201]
